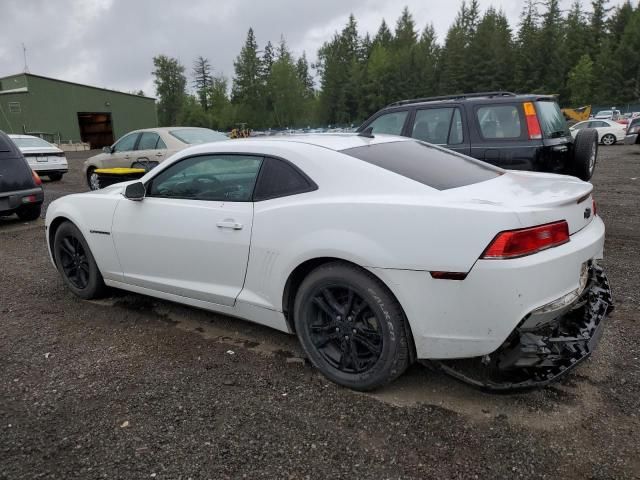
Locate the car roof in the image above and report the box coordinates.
[128,126,220,134]
[235,133,411,151]
[7,134,39,139]
[381,92,557,110]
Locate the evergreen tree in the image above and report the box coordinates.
[267,38,307,127]
[152,55,187,126]
[296,52,315,98]
[567,54,594,105]
[374,19,393,47]
[589,0,611,57]
[614,6,640,102]
[192,56,213,111]
[591,37,623,103]
[514,0,540,92]
[565,1,590,72]
[232,28,263,127]
[536,0,566,96]
[209,75,231,130]
[414,24,439,97]
[608,1,635,46]
[438,5,468,94]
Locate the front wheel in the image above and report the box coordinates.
[87,167,100,190]
[293,262,412,391]
[53,221,106,299]
[601,133,616,146]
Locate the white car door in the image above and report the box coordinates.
[111,153,263,306]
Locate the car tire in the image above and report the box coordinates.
[53,221,107,299]
[601,133,616,146]
[48,172,63,181]
[293,261,412,391]
[572,128,598,181]
[87,167,100,190]
[16,204,41,221]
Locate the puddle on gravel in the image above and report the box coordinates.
[89,292,609,431]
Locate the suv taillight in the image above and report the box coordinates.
[32,170,42,186]
[481,221,570,259]
[523,102,542,140]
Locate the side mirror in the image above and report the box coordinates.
[124,182,145,201]
[102,146,112,154]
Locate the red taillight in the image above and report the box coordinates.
[482,221,570,259]
[523,102,542,140]
[21,194,38,204]
[32,170,42,186]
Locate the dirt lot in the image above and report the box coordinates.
[1,147,639,479]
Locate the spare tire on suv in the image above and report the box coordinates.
[572,128,598,181]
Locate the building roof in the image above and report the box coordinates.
[0,73,155,100]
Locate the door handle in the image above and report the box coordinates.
[216,220,243,230]
[155,152,164,157]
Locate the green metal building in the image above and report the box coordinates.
[0,73,157,148]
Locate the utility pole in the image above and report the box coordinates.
[22,43,29,73]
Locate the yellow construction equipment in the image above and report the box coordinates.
[561,105,591,124]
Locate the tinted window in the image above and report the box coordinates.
[411,108,454,144]
[341,141,502,191]
[449,109,463,145]
[169,129,227,144]
[113,133,138,152]
[367,111,408,135]
[137,132,161,150]
[477,105,522,139]
[0,135,13,153]
[590,121,607,128]
[157,137,167,149]
[148,154,262,201]
[572,122,588,130]
[536,101,569,138]
[254,157,315,201]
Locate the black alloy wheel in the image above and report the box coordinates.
[58,235,90,289]
[294,262,412,391]
[308,285,383,374]
[53,221,106,299]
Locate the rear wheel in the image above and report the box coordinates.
[601,133,616,146]
[48,172,63,181]
[293,262,412,391]
[87,167,100,190]
[572,128,598,181]
[16,204,41,221]
[53,221,106,299]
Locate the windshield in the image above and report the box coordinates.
[169,129,227,144]
[535,101,570,138]
[341,140,502,191]
[596,110,612,117]
[11,137,54,149]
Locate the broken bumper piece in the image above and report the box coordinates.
[434,263,613,392]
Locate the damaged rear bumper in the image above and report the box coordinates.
[434,262,613,392]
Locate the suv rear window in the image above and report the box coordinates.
[536,101,569,138]
[341,140,502,191]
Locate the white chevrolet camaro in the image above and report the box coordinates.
[45,134,613,391]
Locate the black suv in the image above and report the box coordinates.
[358,92,598,181]
[0,131,44,221]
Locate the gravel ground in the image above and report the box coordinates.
[1,146,639,479]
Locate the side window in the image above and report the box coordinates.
[137,132,160,150]
[366,111,408,135]
[590,121,606,128]
[113,133,139,152]
[156,136,167,149]
[573,122,588,130]
[253,157,316,201]
[148,154,262,202]
[411,108,454,144]
[476,105,522,139]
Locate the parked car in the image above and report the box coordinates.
[84,127,227,190]
[357,92,599,181]
[593,109,621,120]
[570,119,627,145]
[8,134,69,181]
[46,134,612,391]
[625,116,640,145]
[0,131,44,221]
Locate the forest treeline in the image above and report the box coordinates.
[150,0,640,130]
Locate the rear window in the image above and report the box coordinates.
[10,137,53,149]
[169,129,227,144]
[536,101,569,138]
[341,140,502,191]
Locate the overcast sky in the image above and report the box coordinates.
[0,0,633,97]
